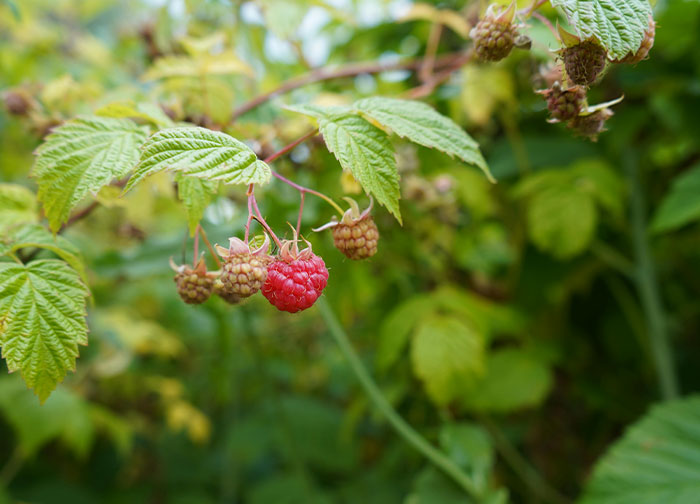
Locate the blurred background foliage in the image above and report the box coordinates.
[1,0,699,502]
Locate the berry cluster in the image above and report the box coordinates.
[471,3,655,141]
[172,200,377,313]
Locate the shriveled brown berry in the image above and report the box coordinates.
[3,90,31,116]
[541,84,587,122]
[568,108,614,141]
[333,216,379,260]
[562,40,607,85]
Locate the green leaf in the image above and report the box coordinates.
[580,395,700,504]
[0,183,38,232]
[376,293,434,372]
[0,259,89,402]
[411,316,485,405]
[460,348,553,413]
[96,101,176,127]
[126,127,271,191]
[529,185,597,259]
[288,104,401,222]
[32,116,148,231]
[439,422,494,477]
[176,175,218,236]
[258,0,310,39]
[550,0,653,60]
[0,376,95,457]
[353,97,493,182]
[0,224,87,282]
[651,164,700,233]
[142,52,254,80]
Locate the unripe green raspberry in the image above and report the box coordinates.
[333,216,379,260]
[470,3,518,62]
[561,40,607,86]
[171,257,215,304]
[218,253,272,298]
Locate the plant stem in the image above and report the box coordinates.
[479,416,571,504]
[263,129,318,164]
[316,297,482,501]
[625,152,679,400]
[231,52,471,120]
[196,225,221,268]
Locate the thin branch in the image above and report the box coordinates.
[197,224,221,268]
[263,129,318,164]
[231,51,471,120]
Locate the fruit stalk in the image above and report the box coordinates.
[317,297,482,501]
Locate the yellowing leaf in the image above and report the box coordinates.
[400,3,471,38]
[461,65,515,126]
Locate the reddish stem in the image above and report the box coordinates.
[193,227,200,267]
[263,129,318,164]
[296,192,306,236]
[532,11,558,40]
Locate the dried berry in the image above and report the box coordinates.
[539,83,587,122]
[561,40,607,86]
[568,108,614,141]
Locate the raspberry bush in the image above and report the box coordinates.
[2,1,698,504]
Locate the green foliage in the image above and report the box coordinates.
[0,259,89,402]
[411,316,485,405]
[353,97,493,182]
[96,101,176,128]
[127,127,271,191]
[176,175,219,236]
[142,53,253,81]
[514,160,623,258]
[289,104,402,221]
[461,349,554,413]
[0,183,37,231]
[580,396,700,504]
[651,163,700,233]
[32,116,148,231]
[0,223,86,281]
[551,0,653,59]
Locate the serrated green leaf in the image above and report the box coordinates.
[0,259,89,402]
[176,174,219,236]
[0,224,87,282]
[353,97,493,182]
[32,116,148,231]
[0,183,38,232]
[550,0,653,60]
[411,316,485,405]
[126,127,271,191]
[288,104,401,222]
[439,422,494,477]
[580,395,700,504]
[651,163,700,233]
[460,348,553,413]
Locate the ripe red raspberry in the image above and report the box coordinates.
[171,257,215,304]
[262,240,328,313]
[470,3,518,62]
[561,40,607,86]
[333,217,379,260]
[616,17,655,64]
[215,236,272,300]
[539,83,587,122]
[568,108,614,141]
